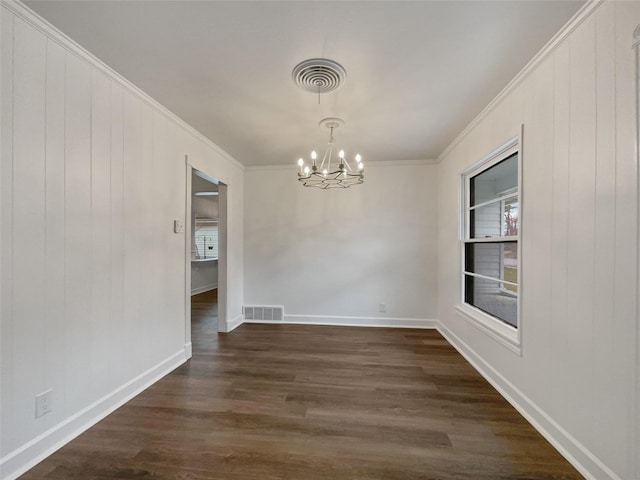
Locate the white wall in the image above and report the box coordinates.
[244,162,438,326]
[437,2,639,479]
[0,3,243,478]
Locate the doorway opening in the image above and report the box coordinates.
[185,163,228,358]
[190,169,219,354]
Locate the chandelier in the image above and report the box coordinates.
[297,118,364,189]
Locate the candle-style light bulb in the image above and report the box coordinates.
[355,154,362,162]
[323,169,328,176]
[338,150,345,159]
[311,151,317,161]
[298,158,304,167]
[304,166,310,175]
[358,162,364,171]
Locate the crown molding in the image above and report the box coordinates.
[369,159,438,167]
[244,165,297,172]
[437,0,605,163]
[1,0,245,172]
[245,159,437,172]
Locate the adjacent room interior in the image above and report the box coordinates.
[190,169,220,346]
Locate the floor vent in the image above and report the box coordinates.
[243,305,284,322]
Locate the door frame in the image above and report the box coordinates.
[184,156,228,357]
[634,23,640,479]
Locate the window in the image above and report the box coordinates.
[194,218,218,259]
[460,135,520,350]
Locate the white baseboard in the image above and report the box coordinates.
[184,342,193,359]
[437,324,622,480]
[190,283,217,296]
[244,313,439,329]
[0,348,189,480]
[224,314,244,333]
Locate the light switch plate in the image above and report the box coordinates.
[174,220,185,233]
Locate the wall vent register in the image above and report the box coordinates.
[243,306,284,322]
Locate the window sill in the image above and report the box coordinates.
[454,304,521,356]
[191,257,218,263]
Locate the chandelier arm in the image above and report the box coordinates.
[320,148,329,170]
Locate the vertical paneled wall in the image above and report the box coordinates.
[437,2,638,479]
[0,4,244,477]
[1,8,183,455]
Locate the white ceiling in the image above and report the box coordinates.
[25,0,584,167]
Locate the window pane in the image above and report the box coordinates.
[502,198,518,236]
[470,195,518,239]
[464,275,518,327]
[470,153,518,207]
[465,242,518,284]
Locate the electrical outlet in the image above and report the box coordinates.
[174,220,185,233]
[35,390,52,418]
[379,303,387,313]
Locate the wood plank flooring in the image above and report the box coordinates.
[20,290,583,479]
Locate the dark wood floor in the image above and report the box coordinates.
[21,289,583,479]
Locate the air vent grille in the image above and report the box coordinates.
[243,305,284,322]
[292,58,346,94]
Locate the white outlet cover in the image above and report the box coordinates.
[174,220,185,233]
[35,390,52,418]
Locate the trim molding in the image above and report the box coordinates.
[0,349,188,480]
[0,0,244,172]
[244,159,437,172]
[245,314,439,329]
[190,283,218,296]
[225,314,244,333]
[634,21,640,480]
[437,0,605,162]
[365,159,438,167]
[454,306,521,356]
[184,161,193,363]
[184,342,193,359]
[438,324,623,480]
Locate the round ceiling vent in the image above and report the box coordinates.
[292,58,347,94]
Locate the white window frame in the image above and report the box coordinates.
[456,128,523,354]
